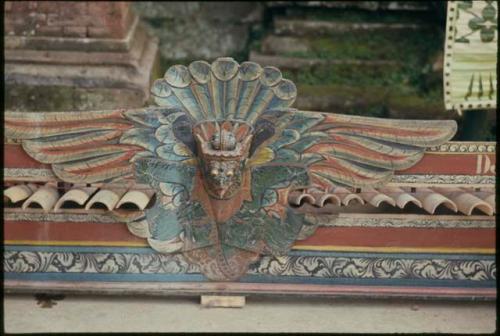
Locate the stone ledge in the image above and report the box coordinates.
[250,51,399,70]
[5,15,140,53]
[4,33,159,111]
[5,23,151,71]
[274,18,426,36]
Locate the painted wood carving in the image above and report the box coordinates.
[444,0,498,112]
[5,57,457,281]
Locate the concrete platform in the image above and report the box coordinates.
[4,294,496,333]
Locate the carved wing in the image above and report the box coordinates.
[249,109,457,189]
[5,106,202,255]
[5,107,197,184]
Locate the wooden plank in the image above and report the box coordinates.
[200,295,245,308]
[4,281,496,300]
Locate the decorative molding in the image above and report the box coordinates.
[427,142,496,153]
[7,172,495,185]
[4,251,198,275]
[250,255,496,281]
[4,251,495,282]
[3,211,118,223]
[315,215,496,228]
[4,210,494,229]
[4,168,55,179]
[390,174,495,185]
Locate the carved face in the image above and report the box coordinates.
[202,159,243,199]
[193,121,253,200]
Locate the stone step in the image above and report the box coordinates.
[256,33,408,64]
[255,25,439,62]
[249,51,400,70]
[267,1,431,11]
[274,18,426,36]
[293,84,454,120]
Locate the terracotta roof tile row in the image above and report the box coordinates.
[288,186,495,216]
[4,183,495,217]
[4,183,154,212]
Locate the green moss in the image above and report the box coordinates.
[282,28,441,62]
[5,85,76,111]
[279,25,444,103]
[285,8,433,24]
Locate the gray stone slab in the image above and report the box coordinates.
[4,294,496,333]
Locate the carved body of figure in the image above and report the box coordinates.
[5,57,457,281]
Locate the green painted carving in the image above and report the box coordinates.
[5,57,457,281]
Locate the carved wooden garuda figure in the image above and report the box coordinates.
[6,57,457,281]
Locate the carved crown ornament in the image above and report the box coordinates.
[5,57,457,281]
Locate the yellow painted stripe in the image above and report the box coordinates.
[4,240,149,247]
[292,245,495,254]
[4,240,495,254]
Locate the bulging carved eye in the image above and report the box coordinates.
[226,170,234,177]
[210,169,219,176]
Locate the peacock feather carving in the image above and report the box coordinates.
[5,57,457,281]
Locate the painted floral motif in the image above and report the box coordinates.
[456,0,498,43]
[4,251,496,282]
[468,1,497,42]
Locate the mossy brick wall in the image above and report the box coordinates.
[132,2,263,63]
[4,1,132,38]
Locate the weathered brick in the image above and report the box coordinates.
[28,12,47,22]
[63,26,87,37]
[108,2,128,19]
[37,1,60,13]
[87,26,110,38]
[87,1,130,37]
[28,1,38,10]
[37,25,63,36]
[46,13,61,25]
[4,22,16,35]
[10,2,30,12]
[87,1,112,16]
[5,16,28,25]
[6,1,131,39]
[60,2,87,17]
[5,2,12,11]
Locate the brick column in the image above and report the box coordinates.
[4,1,160,111]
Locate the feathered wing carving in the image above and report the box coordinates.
[252,109,457,189]
[5,106,203,257]
[5,57,457,281]
[5,108,196,183]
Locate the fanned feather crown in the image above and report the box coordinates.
[150,57,297,125]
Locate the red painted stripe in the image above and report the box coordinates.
[398,153,495,176]
[4,221,495,249]
[5,144,495,176]
[4,221,144,244]
[4,144,50,169]
[295,227,495,249]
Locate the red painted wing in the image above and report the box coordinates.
[255,110,457,189]
[5,108,195,183]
